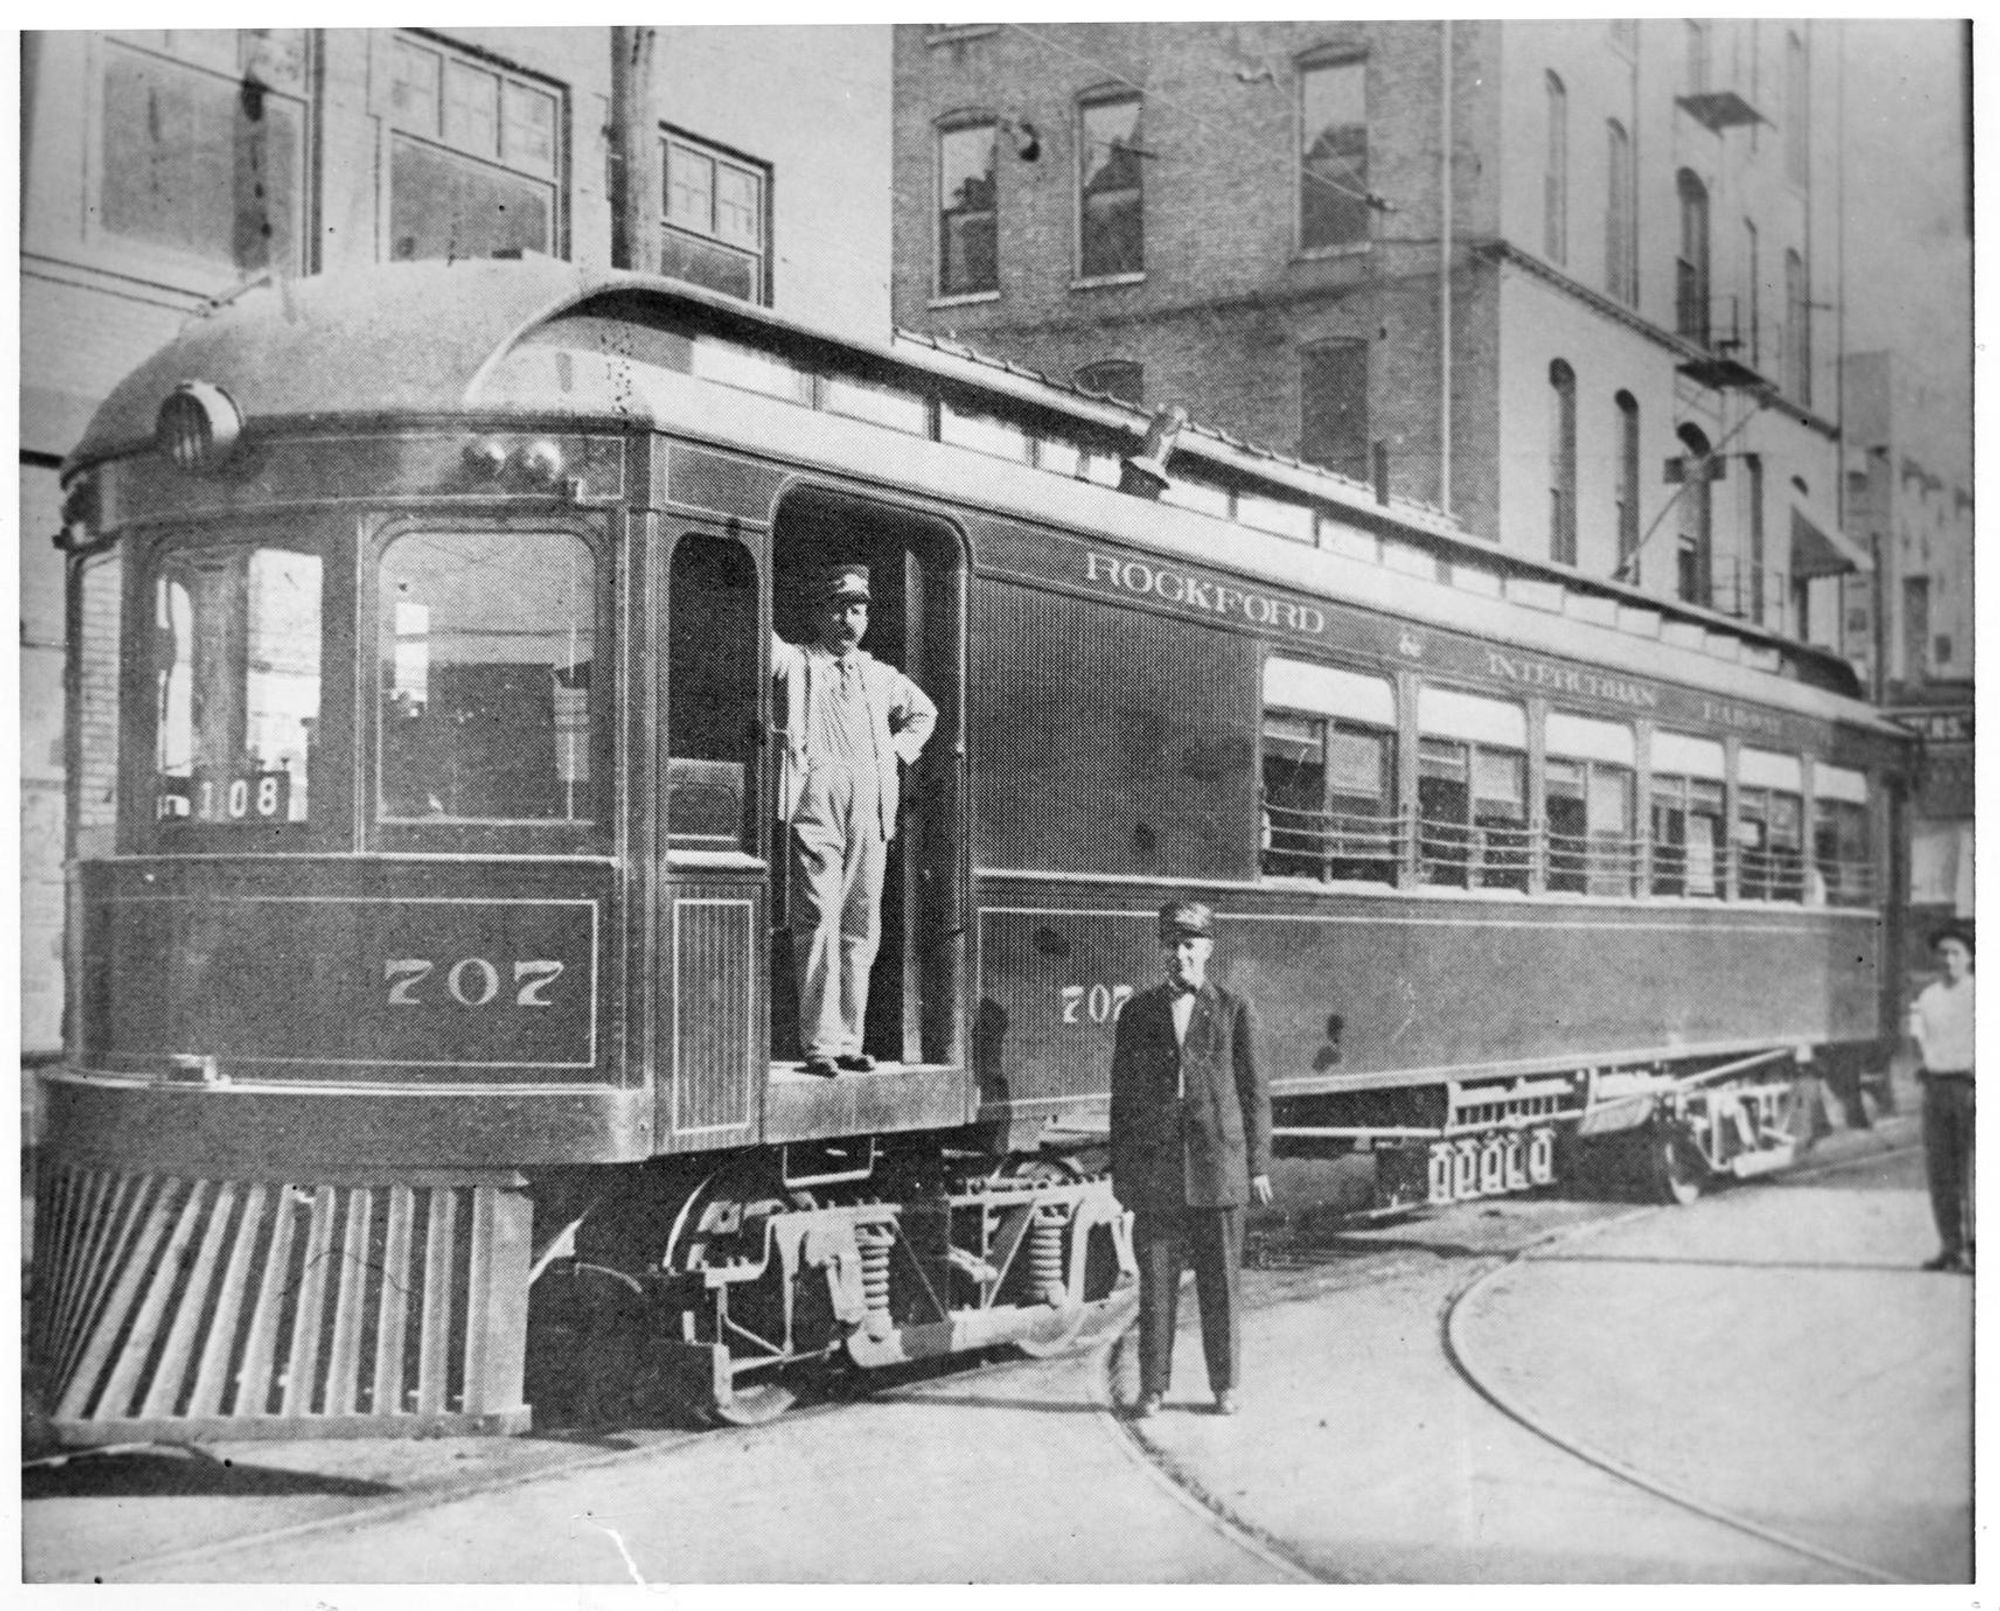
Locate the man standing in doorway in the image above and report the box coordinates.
[1110,898,1273,1417]
[1909,923,1975,1273]
[772,564,936,1077]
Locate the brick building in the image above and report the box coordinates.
[19,26,892,1054]
[892,20,1867,648]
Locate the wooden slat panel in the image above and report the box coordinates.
[460,1186,532,1416]
[95,1180,204,1419]
[29,1166,84,1365]
[56,1171,143,1386]
[322,1186,374,1416]
[54,1178,177,1420]
[235,1184,302,1418]
[372,1184,416,1418]
[186,1181,260,1418]
[140,1181,232,1419]
[416,1188,458,1416]
[672,892,756,1136]
[280,1185,340,1417]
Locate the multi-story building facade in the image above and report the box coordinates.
[20,26,892,1054]
[892,19,1866,646]
[1842,348,1974,944]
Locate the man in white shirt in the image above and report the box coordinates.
[771,564,936,1077]
[1907,923,1975,1273]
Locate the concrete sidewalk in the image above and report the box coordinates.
[1122,1116,1971,1583]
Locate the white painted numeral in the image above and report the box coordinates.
[385,958,432,1005]
[513,960,563,1008]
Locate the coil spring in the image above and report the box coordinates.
[857,1226,893,1323]
[1029,1208,1067,1305]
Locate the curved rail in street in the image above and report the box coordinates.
[1439,1146,1922,1587]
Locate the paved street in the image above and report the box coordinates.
[24,1114,1969,1585]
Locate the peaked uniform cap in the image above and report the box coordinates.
[1157,898,1216,940]
[818,564,871,602]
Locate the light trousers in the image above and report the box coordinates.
[787,766,887,1060]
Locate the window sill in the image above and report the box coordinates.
[1070,272,1146,291]
[1292,242,1373,264]
[929,290,1000,310]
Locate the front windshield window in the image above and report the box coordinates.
[152,543,322,828]
[377,529,597,823]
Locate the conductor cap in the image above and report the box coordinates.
[818,564,871,604]
[1157,898,1215,941]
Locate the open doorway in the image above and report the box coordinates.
[770,486,966,1071]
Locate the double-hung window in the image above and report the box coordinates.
[1736,749,1805,901]
[99,30,310,276]
[1300,55,1369,251]
[385,34,562,264]
[1649,732,1727,897]
[937,118,998,296]
[1811,764,1874,907]
[662,133,770,303]
[1545,714,1638,896]
[1260,659,1399,885]
[1078,92,1144,279]
[1417,688,1529,891]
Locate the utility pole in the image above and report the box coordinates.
[610,27,660,274]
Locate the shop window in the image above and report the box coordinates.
[663,132,770,304]
[100,30,309,274]
[386,34,561,263]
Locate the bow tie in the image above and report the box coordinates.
[1168,979,1200,997]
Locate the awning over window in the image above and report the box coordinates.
[1790,504,1871,579]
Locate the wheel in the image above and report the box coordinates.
[1649,1123,1707,1206]
[660,1164,818,1427]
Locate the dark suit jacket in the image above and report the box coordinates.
[1109,980,1272,1212]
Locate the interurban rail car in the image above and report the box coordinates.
[38,257,1912,1439]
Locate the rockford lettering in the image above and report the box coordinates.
[1083,552,1327,636]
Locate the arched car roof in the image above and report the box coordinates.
[64,257,605,473]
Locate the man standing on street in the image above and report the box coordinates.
[1110,898,1273,1418]
[772,564,936,1077]
[1909,923,1975,1273]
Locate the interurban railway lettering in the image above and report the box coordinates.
[1484,648,1662,710]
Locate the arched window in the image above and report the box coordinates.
[1675,422,1712,605]
[1544,73,1568,266]
[1614,391,1641,571]
[1676,170,1710,344]
[1786,30,1809,185]
[1548,360,1577,564]
[936,116,997,297]
[1605,120,1634,304]
[1742,218,1760,366]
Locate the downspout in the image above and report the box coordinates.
[1438,19,1453,514]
